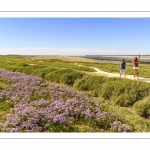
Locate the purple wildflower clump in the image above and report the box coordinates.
[110,121,132,132]
[0,69,132,132]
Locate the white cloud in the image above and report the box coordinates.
[0,47,121,56]
[0,47,142,55]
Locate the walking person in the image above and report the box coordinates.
[120,58,126,78]
[132,56,140,79]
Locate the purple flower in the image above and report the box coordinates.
[0,69,132,132]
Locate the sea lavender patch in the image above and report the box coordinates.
[0,69,132,132]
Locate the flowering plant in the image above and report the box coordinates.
[0,69,132,132]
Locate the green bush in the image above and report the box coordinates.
[134,97,150,118]
[74,76,150,107]
[37,67,59,78]
[0,85,3,90]
[70,66,95,72]
[20,63,29,67]
[10,67,18,72]
[114,94,136,106]
[109,80,150,106]
[73,75,107,96]
[16,65,46,75]
[15,67,26,73]
[45,69,85,86]
[101,83,114,100]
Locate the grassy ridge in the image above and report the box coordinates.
[74,75,150,107]
[1,56,150,77]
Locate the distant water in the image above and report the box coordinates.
[96,59,150,64]
[83,55,150,63]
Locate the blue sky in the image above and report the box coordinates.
[0,18,150,55]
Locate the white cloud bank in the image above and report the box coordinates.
[0,47,137,56]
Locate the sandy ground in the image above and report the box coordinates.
[90,67,150,83]
[29,56,95,62]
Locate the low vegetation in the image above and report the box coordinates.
[74,76,150,107]
[0,55,150,132]
[0,69,132,132]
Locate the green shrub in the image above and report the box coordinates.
[73,75,107,96]
[71,66,95,72]
[20,63,29,67]
[0,85,3,90]
[74,76,150,107]
[134,97,150,118]
[11,67,18,72]
[101,83,114,100]
[37,67,59,78]
[16,65,49,76]
[114,94,135,106]
[106,80,150,106]
[0,101,14,111]
[89,89,100,97]
[111,80,137,106]
[45,69,85,86]
[15,67,26,73]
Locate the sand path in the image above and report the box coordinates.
[90,67,150,83]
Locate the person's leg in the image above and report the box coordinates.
[120,70,122,77]
[137,69,139,79]
[120,72,122,77]
[124,69,126,77]
[133,69,135,79]
[124,72,126,77]
[135,70,137,78]
[135,69,138,79]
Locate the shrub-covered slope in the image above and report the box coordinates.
[0,69,132,132]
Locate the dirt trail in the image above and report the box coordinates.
[90,67,150,83]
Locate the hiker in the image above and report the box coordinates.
[132,57,140,79]
[120,58,126,78]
